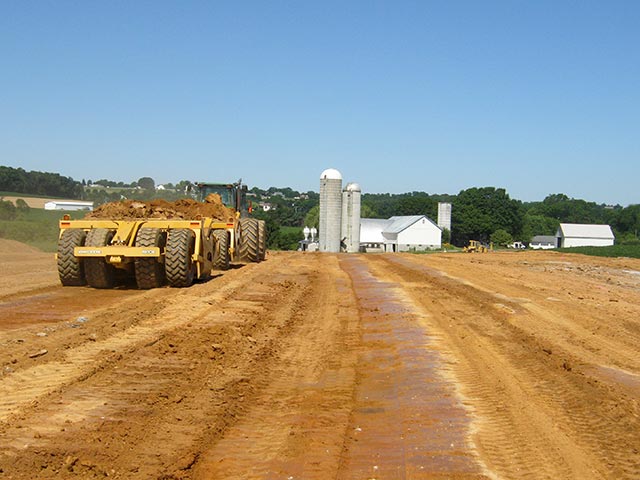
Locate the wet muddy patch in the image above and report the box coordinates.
[339,256,488,479]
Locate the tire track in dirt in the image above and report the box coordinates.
[369,255,640,479]
[0,258,276,476]
[0,253,360,479]
[192,254,360,479]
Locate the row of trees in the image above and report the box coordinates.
[0,166,83,199]
[1,166,638,248]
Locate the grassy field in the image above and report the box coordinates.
[0,209,85,252]
[558,244,640,259]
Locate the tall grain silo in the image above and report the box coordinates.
[437,202,452,232]
[341,182,361,253]
[319,168,342,252]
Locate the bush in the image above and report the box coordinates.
[490,229,513,247]
[15,198,30,211]
[0,199,17,220]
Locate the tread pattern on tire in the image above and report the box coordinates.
[57,229,87,286]
[239,218,259,263]
[135,228,166,289]
[212,229,230,270]
[84,228,116,289]
[257,219,266,261]
[165,229,196,287]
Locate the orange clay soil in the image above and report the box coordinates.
[85,194,236,222]
[0,245,639,479]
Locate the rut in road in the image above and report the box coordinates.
[368,254,640,480]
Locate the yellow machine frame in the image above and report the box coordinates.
[58,217,237,279]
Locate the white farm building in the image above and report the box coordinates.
[360,215,442,252]
[556,223,615,248]
[44,200,94,211]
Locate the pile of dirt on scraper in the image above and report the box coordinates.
[86,194,237,221]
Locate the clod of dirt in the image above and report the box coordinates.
[28,349,48,359]
[86,194,236,222]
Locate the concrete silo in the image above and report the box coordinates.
[319,168,343,252]
[341,182,361,253]
[437,202,452,232]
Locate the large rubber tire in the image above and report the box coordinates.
[239,218,259,263]
[57,229,86,286]
[84,228,116,289]
[212,229,230,270]
[134,228,166,289]
[165,229,196,287]
[257,220,266,261]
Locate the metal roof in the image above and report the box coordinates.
[530,235,557,244]
[558,223,614,239]
[360,215,441,243]
[384,215,426,234]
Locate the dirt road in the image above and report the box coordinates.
[0,239,639,479]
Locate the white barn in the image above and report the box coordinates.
[360,215,442,252]
[44,200,94,211]
[557,223,615,248]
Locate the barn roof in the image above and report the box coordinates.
[558,223,614,239]
[384,215,426,234]
[361,215,441,243]
[531,235,557,244]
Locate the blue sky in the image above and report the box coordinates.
[1,1,638,205]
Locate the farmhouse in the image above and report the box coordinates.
[360,215,441,252]
[44,200,94,211]
[556,223,615,248]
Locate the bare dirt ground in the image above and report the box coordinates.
[0,241,639,479]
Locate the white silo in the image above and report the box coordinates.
[341,182,361,253]
[319,168,343,252]
[437,202,452,232]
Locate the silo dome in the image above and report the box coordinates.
[345,182,361,192]
[320,168,342,180]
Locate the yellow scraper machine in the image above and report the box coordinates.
[56,180,266,289]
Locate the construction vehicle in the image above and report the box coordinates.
[56,180,266,289]
[463,239,492,253]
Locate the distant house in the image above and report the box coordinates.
[529,235,557,250]
[556,223,615,248]
[44,200,94,211]
[360,215,442,252]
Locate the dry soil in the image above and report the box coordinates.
[0,240,639,479]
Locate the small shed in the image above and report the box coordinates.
[529,235,557,249]
[44,201,94,211]
[556,223,614,248]
[360,215,441,252]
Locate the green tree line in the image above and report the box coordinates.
[0,166,83,198]
[1,166,638,249]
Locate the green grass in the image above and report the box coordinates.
[0,209,85,252]
[557,244,640,259]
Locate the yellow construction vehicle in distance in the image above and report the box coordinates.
[463,240,492,253]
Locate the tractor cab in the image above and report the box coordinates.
[197,180,251,215]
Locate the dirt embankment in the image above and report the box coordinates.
[0,247,639,479]
[86,194,236,221]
